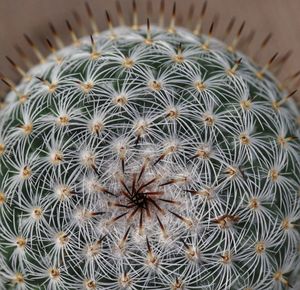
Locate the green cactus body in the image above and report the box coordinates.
[0,5,299,290]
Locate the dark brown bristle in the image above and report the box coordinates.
[132,0,137,12]
[0,73,16,91]
[66,20,78,44]
[148,199,164,213]
[225,17,236,38]
[159,198,178,204]
[5,56,16,68]
[73,10,82,25]
[168,2,176,33]
[185,189,198,194]
[286,89,297,99]
[85,2,99,34]
[236,57,242,64]
[49,22,58,35]
[209,22,214,35]
[131,173,137,195]
[116,1,125,26]
[46,38,54,50]
[66,20,73,32]
[24,34,45,63]
[237,21,245,37]
[146,236,152,253]
[115,0,122,14]
[123,225,131,241]
[121,158,125,174]
[91,211,106,216]
[187,3,195,26]
[15,45,26,59]
[132,0,138,29]
[137,177,157,192]
[73,10,87,36]
[177,42,182,54]
[278,69,300,90]
[15,45,33,68]
[193,1,208,36]
[172,2,176,16]
[139,209,144,233]
[279,50,293,65]
[212,13,220,31]
[188,3,195,19]
[168,210,184,221]
[273,50,293,75]
[35,76,46,83]
[239,29,255,52]
[201,1,207,17]
[146,18,152,42]
[49,22,64,49]
[90,35,94,46]
[0,77,13,89]
[227,21,246,52]
[253,33,273,61]
[145,191,164,196]
[147,0,153,17]
[6,56,27,78]
[85,1,93,18]
[269,52,279,65]
[156,214,164,230]
[111,212,128,224]
[285,70,300,82]
[24,34,34,47]
[137,163,146,182]
[147,18,150,31]
[105,10,114,32]
[120,179,131,196]
[98,234,107,244]
[228,57,242,75]
[159,179,175,187]
[159,0,165,27]
[153,154,165,166]
[261,33,272,48]
[46,39,55,52]
[106,10,111,24]
[160,0,165,14]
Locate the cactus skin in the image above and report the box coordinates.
[0,21,299,290]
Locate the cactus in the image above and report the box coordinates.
[0,2,300,290]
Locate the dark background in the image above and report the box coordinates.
[0,0,299,100]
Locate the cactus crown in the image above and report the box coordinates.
[0,2,300,290]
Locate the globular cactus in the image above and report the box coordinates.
[0,1,300,290]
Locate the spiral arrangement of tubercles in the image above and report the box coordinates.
[0,1,300,290]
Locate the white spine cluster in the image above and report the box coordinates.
[0,19,299,290]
